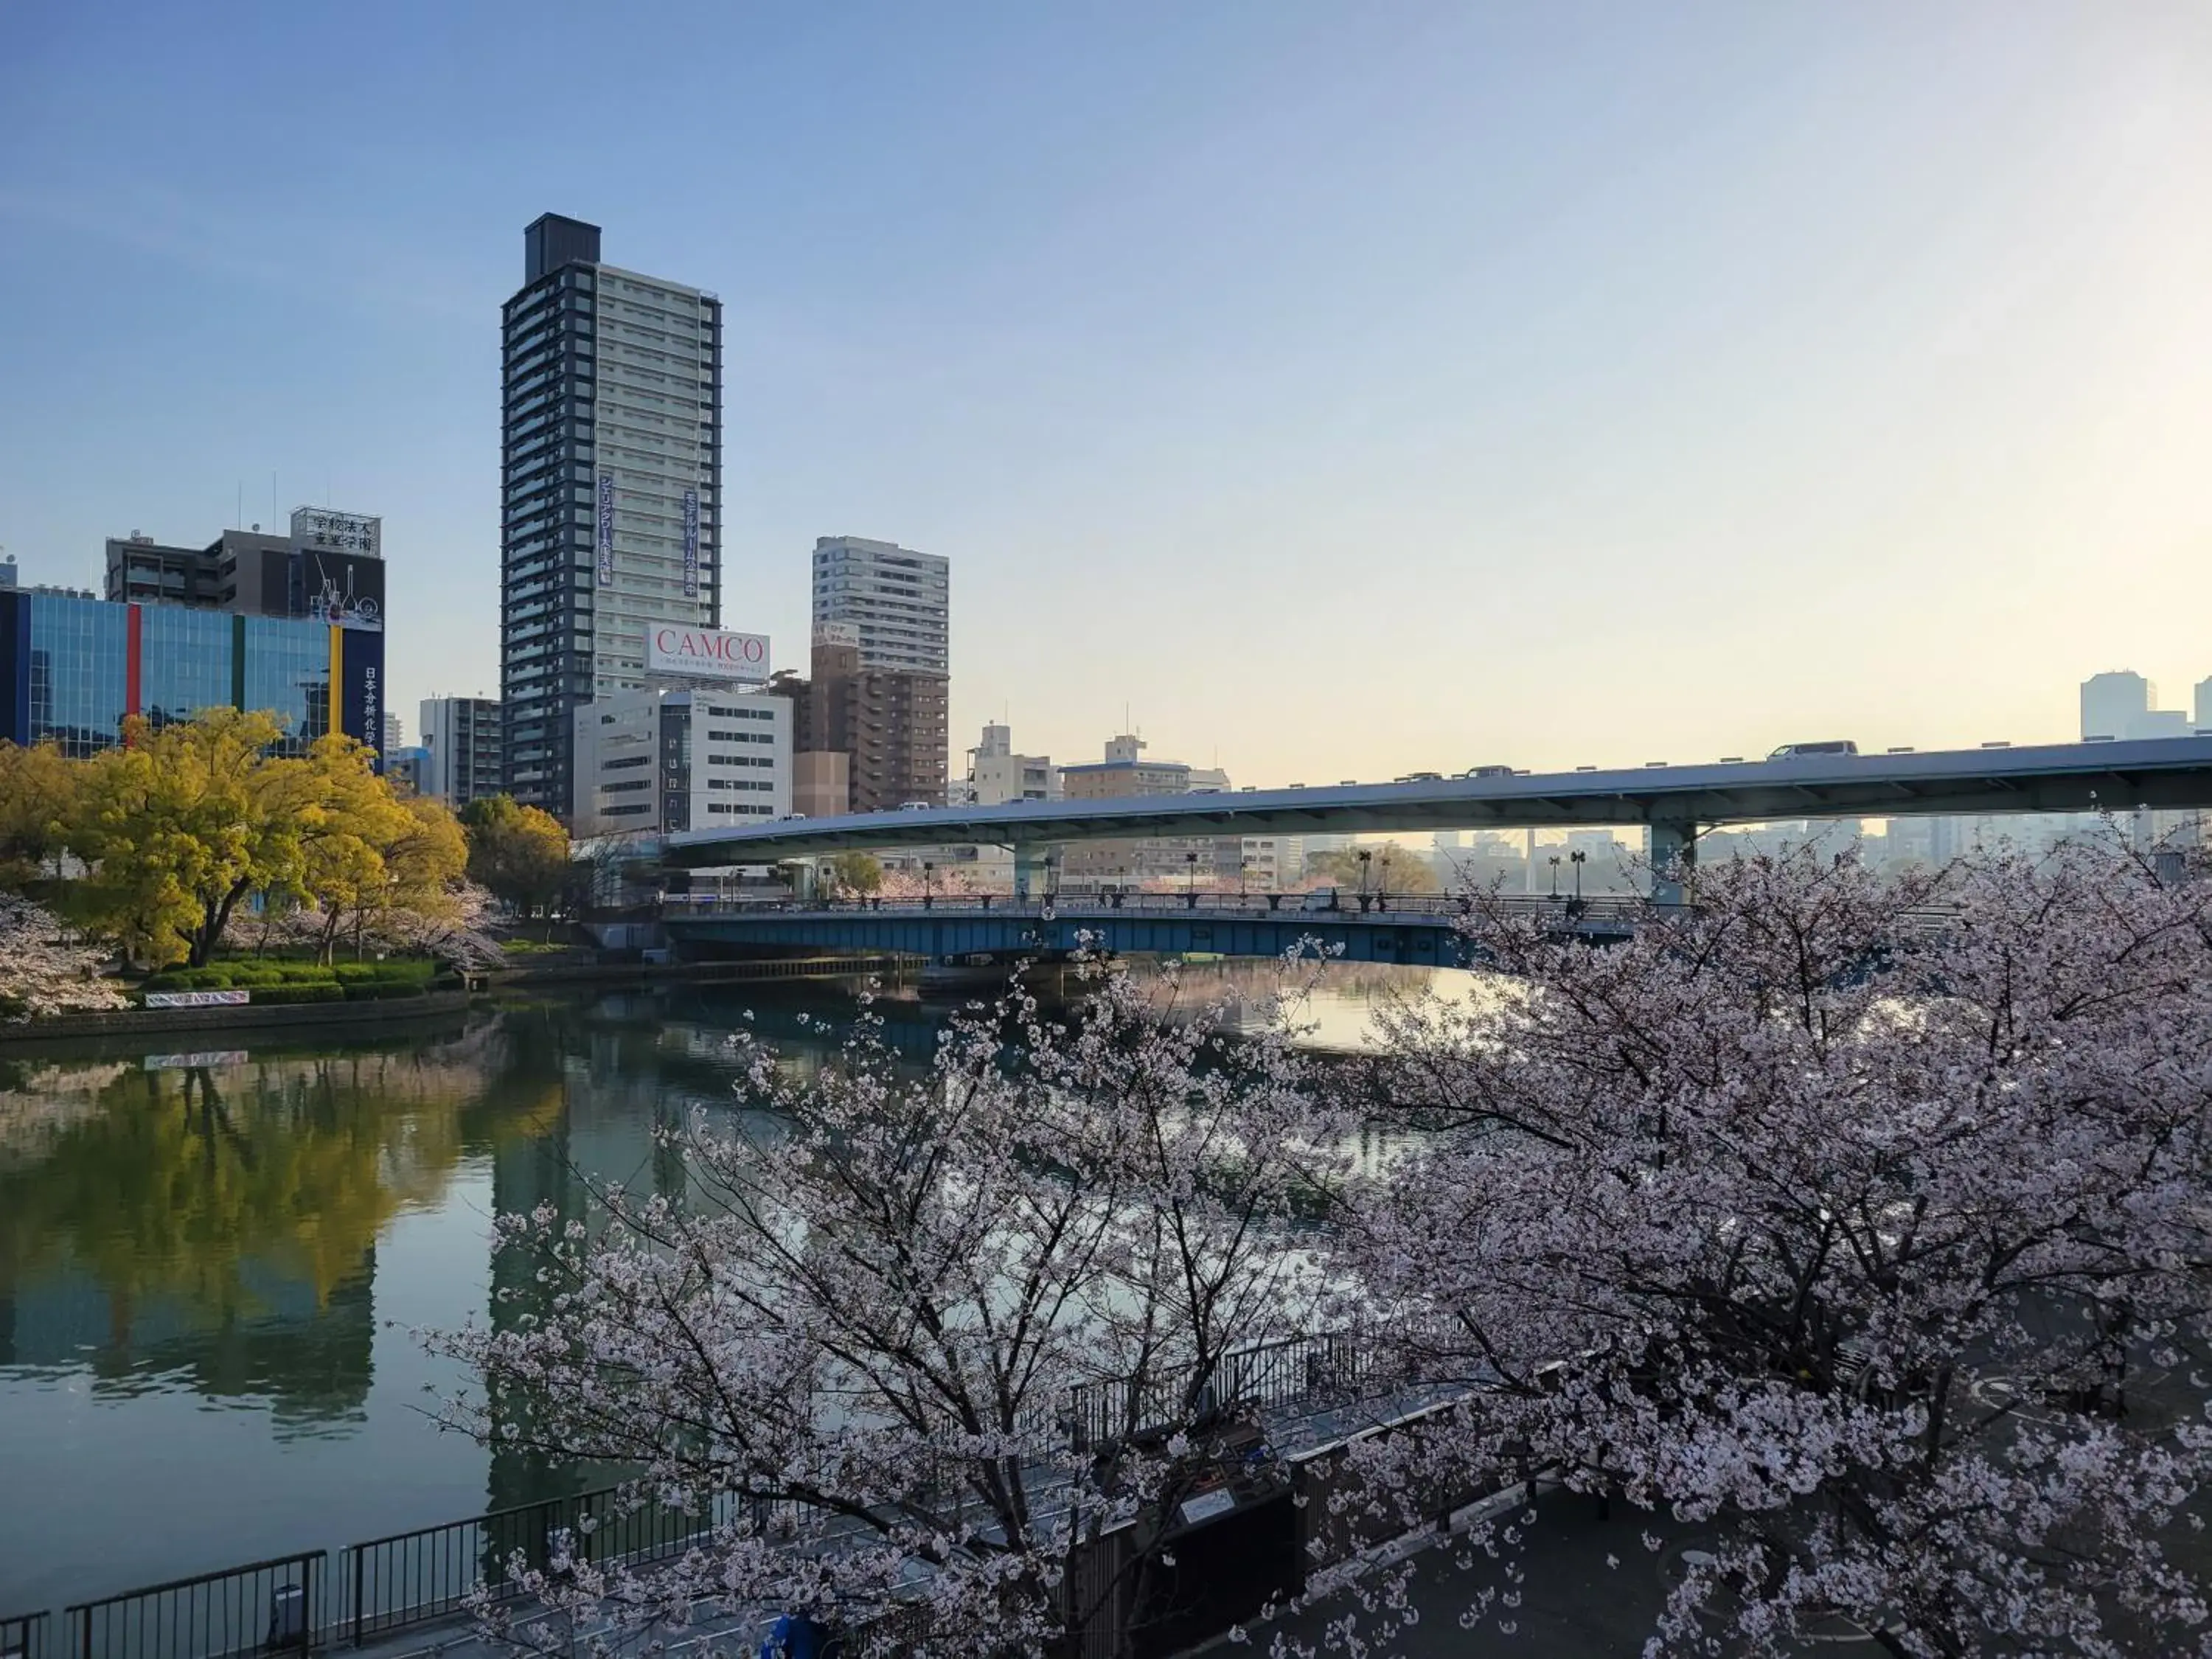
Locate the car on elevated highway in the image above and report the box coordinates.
[1767,740,1860,761]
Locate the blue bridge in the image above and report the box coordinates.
[663,891,1643,968]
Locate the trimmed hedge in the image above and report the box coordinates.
[254,983,348,1006]
[145,959,439,992]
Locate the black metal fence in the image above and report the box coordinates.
[30,1333,1399,1659]
[345,1484,718,1646]
[64,1553,324,1659]
[1070,1329,1388,1454]
[2,1610,51,1659]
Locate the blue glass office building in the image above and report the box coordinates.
[0,591,383,758]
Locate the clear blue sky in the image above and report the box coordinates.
[3,1,2208,782]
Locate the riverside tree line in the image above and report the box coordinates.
[428,825,2212,1658]
[0,708,572,1018]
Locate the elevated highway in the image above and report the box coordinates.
[658,736,2212,900]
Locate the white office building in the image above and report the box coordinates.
[810,536,949,675]
[571,685,789,838]
[965,722,1059,807]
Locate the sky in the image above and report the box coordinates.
[2,1,2209,785]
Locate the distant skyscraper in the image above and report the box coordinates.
[2197,678,2212,734]
[501,215,723,820]
[810,537,949,675]
[2081,671,2150,742]
[2079,670,2188,742]
[382,713,403,755]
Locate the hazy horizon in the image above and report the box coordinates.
[4,2,2208,783]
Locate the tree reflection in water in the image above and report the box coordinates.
[0,1017,557,1429]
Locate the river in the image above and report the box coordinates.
[0,963,1462,1616]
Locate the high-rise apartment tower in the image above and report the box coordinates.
[810,537,948,675]
[501,214,723,819]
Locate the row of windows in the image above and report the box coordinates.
[706,779,776,793]
[704,754,776,769]
[705,728,775,743]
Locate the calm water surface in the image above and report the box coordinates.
[0,964,1460,1615]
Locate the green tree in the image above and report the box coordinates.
[297,740,470,961]
[1309,840,1442,896]
[824,850,883,896]
[459,796,571,919]
[72,709,316,967]
[0,741,80,889]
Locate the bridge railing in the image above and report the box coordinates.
[667,891,1654,923]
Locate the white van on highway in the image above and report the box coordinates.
[1767,741,1860,761]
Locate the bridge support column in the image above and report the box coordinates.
[1014,845,1046,902]
[1649,817,1698,905]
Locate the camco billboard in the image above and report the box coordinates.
[645,625,769,684]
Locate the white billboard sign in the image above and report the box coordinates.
[645,625,770,684]
[144,990,251,1009]
[290,507,381,559]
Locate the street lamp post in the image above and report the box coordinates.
[923,860,936,910]
[1548,854,1562,897]
[1357,847,1374,912]
[1571,848,1586,900]
[1239,857,1252,903]
[1185,850,1200,909]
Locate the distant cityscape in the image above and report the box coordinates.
[1,211,2205,900]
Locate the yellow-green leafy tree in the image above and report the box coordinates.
[0,741,80,889]
[293,737,470,962]
[459,795,571,920]
[72,709,314,967]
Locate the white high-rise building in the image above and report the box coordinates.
[810,536,949,675]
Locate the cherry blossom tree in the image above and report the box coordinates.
[431,957,1346,1656]
[1337,836,2212,1658]
[0,893,127,1020]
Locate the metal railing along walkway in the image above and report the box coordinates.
[1,1610,51,1659]
[24,1328,1413,1659]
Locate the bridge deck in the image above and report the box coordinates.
[652,735,2212,866]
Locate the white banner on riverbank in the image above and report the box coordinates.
[143,990,251,1009]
